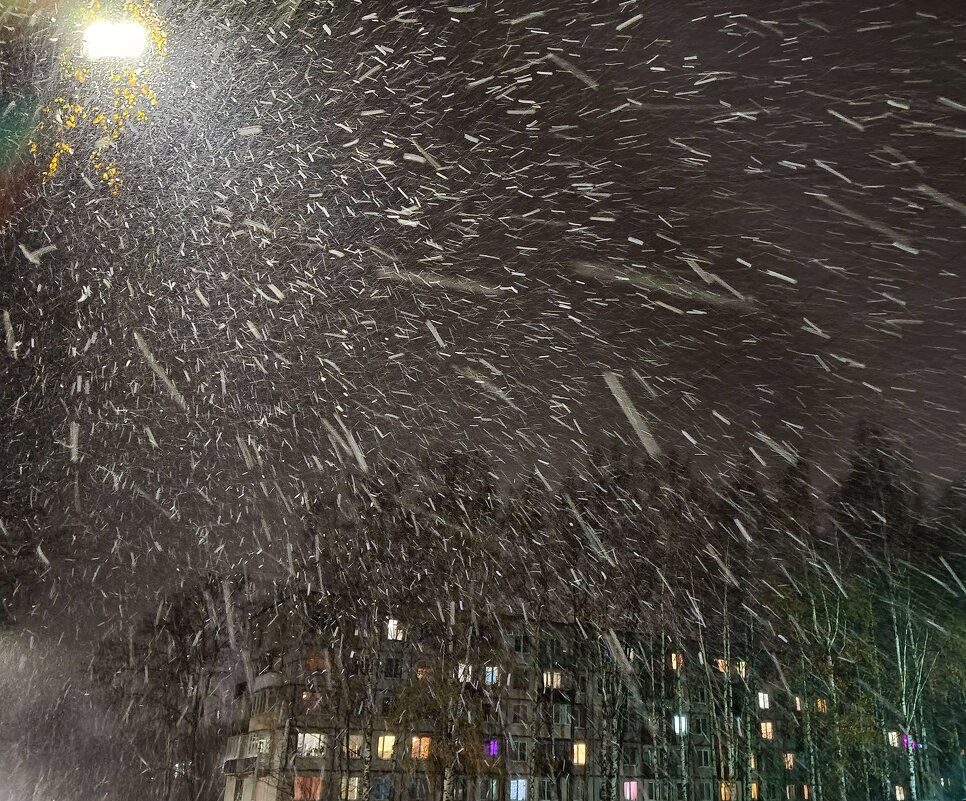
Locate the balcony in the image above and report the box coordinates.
[223,756,257,775]
[292,755,327,771]
[252,671,284,692]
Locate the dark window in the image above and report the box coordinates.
[510,739,528,762]
[409,777,428,801]
[374,778,392,801]
[479,778,499,801]
[385,658,403,680]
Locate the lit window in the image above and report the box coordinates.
[895,787,906,801]
[341,777,360,801]
[573,741,587,765]
[296,731,325,757]
[344,734,364,759]
[457,663,473,683]
[750,784,759,801]
[486,738,500,758]
[509,779,528,801]
[411,736,431,760]
[484,666,500,685]
[794,696,802,712]
[757,692,770,710]
[377,734,396,760]
[386,618,404,641]
[749,753,757,770]
[816,698,828,714]
[623,781,638,801]
[300,691,323,714]
[305,652,327,672]
[888,731,900,748]
[416,666,432,681]
[716,658,728,673]
[543,670,563,689]
[671,652,684,671]
[784,752,795,770]
[720,783,736,801]
[673,713,688,736]
[248,731,271,756]
[760,721,774,740]
[294,776,323,801]
[803,786,810,800]
[734,661,747,679]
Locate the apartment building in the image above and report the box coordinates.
[220,598,918,801]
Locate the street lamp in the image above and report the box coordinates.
[82,20,148,60]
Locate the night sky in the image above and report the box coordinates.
[1,0,966,655]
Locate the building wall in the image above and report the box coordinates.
[221,607,921,801]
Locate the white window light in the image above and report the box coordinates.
[248,731,271,756]
[341,777,360,801]
[509,779,528,801]
[296,731,325,757]
[673,713,688,736]
[757,691,770,710]
[543,670,563,689]
[484,665,500,685]
[386,618,404,640]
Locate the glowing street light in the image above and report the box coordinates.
[82,20,149,60]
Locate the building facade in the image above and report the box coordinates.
[221,601,939,801]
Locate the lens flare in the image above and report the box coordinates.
[82,20,148,60]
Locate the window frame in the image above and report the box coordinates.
[377,734,396,761]
[411,736,431,760]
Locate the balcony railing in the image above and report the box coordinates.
[223,756,257,775]
[252,671,284,692]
